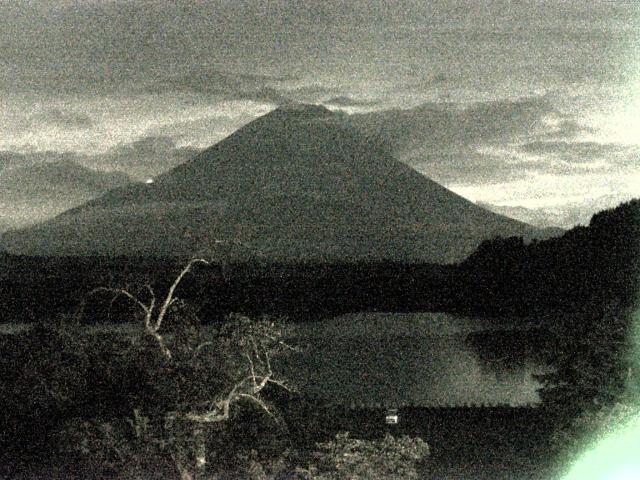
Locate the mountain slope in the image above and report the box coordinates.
[0,160,131,232]
[4,104,545,262]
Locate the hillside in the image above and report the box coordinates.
[0,160,131,231]
[4,104,545,262]
[453,199,640,316]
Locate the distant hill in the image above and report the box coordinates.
[1,160,130,199]
[477,198,633,232]
[4,104,549,262]
[476,202,565,236]
[0,152,31,172]
[454,199,640,316]
[0,160,131,231]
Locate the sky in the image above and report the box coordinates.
[1,0,639,228]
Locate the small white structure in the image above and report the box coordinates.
[385,408,399,425]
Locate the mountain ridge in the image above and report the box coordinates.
[0,159,131,232]
[4,105,549,262]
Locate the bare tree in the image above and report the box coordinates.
[93,258,209,359]
[185,314,293,419]
[91,257,295,480]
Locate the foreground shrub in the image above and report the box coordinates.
[304,432,429,480]
[0,319,93,467]
[1,321,89,416]
[59,412,176,479]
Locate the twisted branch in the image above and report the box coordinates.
[90,258,209,360]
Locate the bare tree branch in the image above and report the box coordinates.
[267,378,293,392]
[155,258,209,332]
[89,258,210,360]
[93,286,150,316]
[183,359,287,425]
[86,257,296,478]
[245,352,258,389]
[91,286,169,358]
[237,394,274,418]
[263,348,273,377]
[143,283,156,303]
[253,372,272,394]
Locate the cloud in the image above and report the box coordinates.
[140,68,295,103]
[145,110,266,150]
[459,97,556,140]
[409,143,606,186]
[92,136,200,180]
[518,140,640,173]
[112,136,176,155]
[1,159,130,198]
[476,202,559,229]
[348,96,580,184]
[2,0,636,111]
[347,95,618,188]
[478,192,640,230]
[403,72,451,89]
[410,148,531,185]
[4,108,96,138]
[520,140,625,158]
[351,96,559,154]
[26,108,95,130]
[181,81,360,107]
[235,86,293,105]
[1,150,83,172]
[449,169,640,227]
[537,119,595,140]
[1,136,200,183]
[322,96,378,108]
[0,135,203,230]
[260,84,373,107]
[0,0,635,229]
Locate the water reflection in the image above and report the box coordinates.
[282,312,549,407]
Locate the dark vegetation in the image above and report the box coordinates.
[0,315,433,479]
[457,199,640,317]
[1,201,638,322]
[0,199,638,478]
[0,256,456,323]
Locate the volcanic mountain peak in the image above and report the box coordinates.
[230,103,346,142]
[4,108,548,262]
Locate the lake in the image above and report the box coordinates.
[0,312,548,408]
[282,312,547,408]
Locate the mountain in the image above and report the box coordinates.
[4,104,548,262]
[0,151,38,173]
[476,202,555,229]
[0,160,131,232]
[476,197,632,232]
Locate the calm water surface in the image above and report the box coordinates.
[1,312,547,407]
